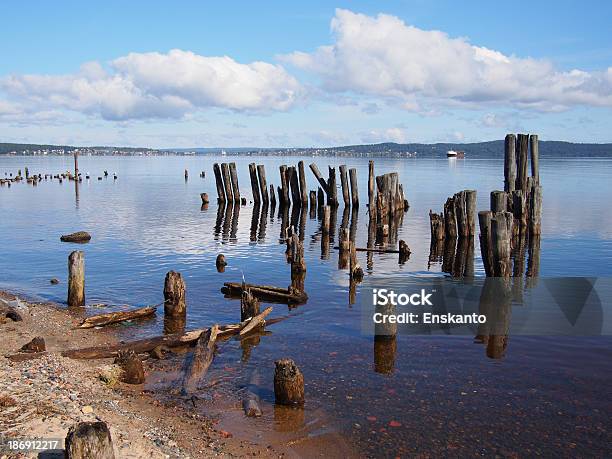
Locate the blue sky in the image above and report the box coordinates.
[1,1,611,147]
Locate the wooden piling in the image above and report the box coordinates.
[339,165,350,207]
[327,166,338,207]
[214,163,226,203]
[478,211,494,277]
[309,163,329,195]
[349,168,359,207]
[490,190,508,213]
[249,163,260,205]
[322,205,331,234]
[279,165,290,205]
[298,161,308,205]
[443,197,457,239]
[229,162,240,202]
[163,271,186,318]
[504,134,516,193]
[221,163,233,201]
[289,233,306,273]
[368,161,375,216]
[465,190,477,236]
[68,251,85,307]
[516,134,529,192]
[349,241,364,281]
[269,184,276,207]
[491,212,513,277]
[241,288,260,322]
[530,134,539,184]
[274,358,304,406]
[288,166,301,205]
[429,211,445,241]
[454,191,468,237]
[73,151,79,178]
[529,184,542,236]
[511,190,527,233]
[317,188,324,209]
[115,350,145,384]
[309,190,316,211]
[257,164,269,205]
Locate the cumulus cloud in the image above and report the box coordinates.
[363,127,408,144]
[282,9,612,111]
[1,50,302,120]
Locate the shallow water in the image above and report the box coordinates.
[1,155,611,455]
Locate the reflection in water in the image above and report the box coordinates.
[164,315,186,335]
[74,180,80,208]
[258,205,269,241]
[214,202,225,240]
[374,335,397,375]
[475,278,512,359]
[250,203,261,242]
[240,333,262,363]
[274,404,305,432]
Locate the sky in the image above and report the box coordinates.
[1,0,611,148]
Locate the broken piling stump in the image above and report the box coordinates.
[163,271,186,318]
[68,251,85,307]
[274,358,305,406]
[115,350,145,384]
[240,288,260,322]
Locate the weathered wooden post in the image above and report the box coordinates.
[163,271,186,318]
[298,161,308,205]
[274,358,304,406]
[511,190,527,233]
[504,134,516,193]
[269,184,276,207]
[213,163,226,203]
[241,288,260,322]
[257,164,269,205]
[478,211,494,277]
[317,187,324,209]
[444,196,457,239]
[184,169,189,180]
[368,161,375,216]
[529,185,542,236]
[115,350,145,384]
[322,205,331,234]
[68,251,85,307]
[399,240,411,263]
[339,165,350,207]
[490,191,507,213]
[466,190,477,236]
[516,134,529,192]
[288,166,301,206]
[309,190,316,210]
[530,134,539,184]
[338,227,350,269]
[349,241,363,281]
[309,163,329,195]
[279,165,290,206]
[229,162,240,202]
[73,150,79,178]
[289,233,306,273]
[429,211,445,241]
[249,163,261,205]
[65,421,115,459]
[221,163,233,202]
[491,212,513,277]
[327,166,338,207]
[349,168,359,207]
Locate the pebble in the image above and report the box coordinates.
[82,405,94,414]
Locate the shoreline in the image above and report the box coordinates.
[0,290,284,458]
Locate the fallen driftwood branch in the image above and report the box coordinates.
[181,325,219,394]
[79,306,157,329]
[240,307,272,336]
[6,351,48,362]
[222,282,307,305]
[62,314,285,360]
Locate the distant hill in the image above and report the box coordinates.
[2,140,611,157]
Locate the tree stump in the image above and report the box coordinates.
[115,350,145,384]
[163,271,186,318]
[68,251,85,307]
[65,421,115,459]
[274,358,304,406]
[240,288,260,322]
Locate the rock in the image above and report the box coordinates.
[50,278,60,285]
[65,421,115,459]
[242,398,262,417]
[81,405,94,414]
[20,336,46,353]
[60,231,92,243]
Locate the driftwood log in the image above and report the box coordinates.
[61,231,91,243]
[181,325,219,394]
[62,314,284,360]
[222,282,307,305]
[79,306,156,329]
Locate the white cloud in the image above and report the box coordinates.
[282,9,612,111]
[1,50,302,121]
[363,127,408,144]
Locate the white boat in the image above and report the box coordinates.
[447,150,458,157]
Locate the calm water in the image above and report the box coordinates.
[1,155,611,456]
